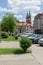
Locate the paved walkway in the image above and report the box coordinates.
[0,54,40,65]
[31,44,43,65]
[0,41,43,65]
[0,41,20,48]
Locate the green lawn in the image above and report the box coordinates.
[0,48,31,54]
[0,36,19,41]
[0,48,22,54]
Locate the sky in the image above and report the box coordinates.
[0,0,43,23]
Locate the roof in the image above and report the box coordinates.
[35,13,43,20]
[16,22,33,28]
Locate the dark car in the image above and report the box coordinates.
[28,34,37,43]
[33,35,43,44]
[28,34,43,44]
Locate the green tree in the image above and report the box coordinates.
[20,37,32,53]
[19,26,22,33]
[1,13,16,34]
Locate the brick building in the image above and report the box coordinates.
[34,13,43,34]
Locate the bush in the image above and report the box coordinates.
[1,32,8,38]
[15,35,18,39]
[14,48,24,54]
[20,37,32,53]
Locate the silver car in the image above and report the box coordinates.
[38,37,43,46]
[28,34,38,43]
[33,35,43,44]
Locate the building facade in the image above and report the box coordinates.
[16,11,33,33]
[33,13,43,34]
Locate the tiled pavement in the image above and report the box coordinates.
[0,41,43,65]
[31,44,43,65]
[0,54,40,65]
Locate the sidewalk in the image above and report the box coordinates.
[0,41,20,48]
[31,44,43,65]
[0,41,43,65]
[0,54,40,65]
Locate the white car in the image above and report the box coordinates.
[38,38,43,46]
[20,34,28,37]
[20,33,33,37]
[28,34,37,39]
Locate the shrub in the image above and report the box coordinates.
[14,48,24,54]
[15,35,18,39]
[20,37,32,53]
[1,32,8,38]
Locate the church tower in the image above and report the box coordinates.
[26,11,31,24]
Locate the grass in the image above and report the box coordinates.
[0,36,19,41]
[0,48,32,54]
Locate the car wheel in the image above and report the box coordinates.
[40,43,43,47]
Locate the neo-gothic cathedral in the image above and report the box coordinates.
[26,11,31,24]
[16,11,33,33]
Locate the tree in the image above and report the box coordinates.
[1,13,16,34]
[20,37,32,53]
[19,26,22,33]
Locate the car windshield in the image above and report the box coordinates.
[35,35,43,38]
[41,36,43,38]
[28,34,32,37]
[31,34,37,37]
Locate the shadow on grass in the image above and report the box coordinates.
[12,48,32,55]
[0,48,32,55]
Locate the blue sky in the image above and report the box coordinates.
[0,0,43,23]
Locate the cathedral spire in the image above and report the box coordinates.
[29,10,31,17]
[26,12,29,17]
[26,10,31,24]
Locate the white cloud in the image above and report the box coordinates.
[0,0,42,22]
[0,7,19,13]
[31,6,40,11]
[15,15,23,19]
[0,7,11,12]
[7,0,41,21]
[7,0,41,13]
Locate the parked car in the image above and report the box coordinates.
[24,32,33,35]
[32,35,43,44]
[20,34,28,37]
[28,34,43,43]
[28,34,37,43]
[38,37,43,46]
[20,32,33,37]
[26,33,33,37]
